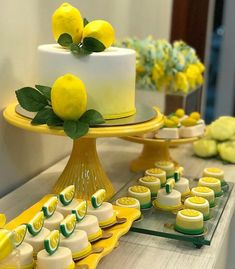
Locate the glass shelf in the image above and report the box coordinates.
[110,177,233,248]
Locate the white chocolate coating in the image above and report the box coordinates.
[156,189,181,207]
[25,227,50,254]
[37,247,74,269]
[174,177,190,195]
[56,199,80,217]
[75,215,100,237]
[37,45,136,119]
[179,124,205,138]
[155,128,179,139]
[44,211,64,231]
[87,202,114,222]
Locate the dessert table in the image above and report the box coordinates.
[1,138,235,269]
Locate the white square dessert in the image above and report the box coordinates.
[179,123,205,138]
[155,128,179,139]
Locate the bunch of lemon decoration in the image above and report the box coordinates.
[52,2,115,55]
[117,37,204,94]
[193,116,235,163]
[15,2,117,139]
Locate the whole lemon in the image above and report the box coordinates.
[181,117,197,127]
[51,74,87,121]
[52,3,84,44]
[190,111,201,120]
[175,108,185,118]
[82,20,115,49]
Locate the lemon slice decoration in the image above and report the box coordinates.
[42,196,58,219]
[194,187,212,193]
[130,186,149,193]
[13,224,27,247]
[166,178,175,194]
[173,171,180,182]
[28,212,44,236]
[91,189,106,209]
[44,230,60,255]
[60,214,76,238]
[0,214,6,228]
[72,200,87,222]
[206,167,222,173]
[181,209,200,217]
[201,177,219,183]
[0,229,14,261]
[117,197,137,206]
[59,185,75,206]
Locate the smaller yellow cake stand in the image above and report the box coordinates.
[3,103,164,200]
[122,136,200,173]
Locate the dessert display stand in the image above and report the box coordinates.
[122,136,200,172]
[3,103,164,200]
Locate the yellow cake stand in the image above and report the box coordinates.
[122,136,199,173]
[3,103,164,200]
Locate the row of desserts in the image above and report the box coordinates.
[143,109,205,139]
[6,186,117,269]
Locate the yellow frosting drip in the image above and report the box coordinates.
[147,168,164,174]
[130,185,149,193]
[181,209,200,217]
[194,187,212,193]
[201,177,219,183]
[206,168,222,173]
[140,176,158,183]
[188,197,206,204]
[117,197,137,205]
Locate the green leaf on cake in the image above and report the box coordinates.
[64,120,89,139]
[16,87,48,112]
[83,18,89,26]
[35,85,51,101]
[47,112,64,127]
[80,109,105,126]
[31,108,63,126]
[70,43,91,56]
[58,33,73,47]
[83,37,106,52]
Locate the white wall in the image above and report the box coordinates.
[0,0,172,197]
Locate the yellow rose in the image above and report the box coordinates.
[185,64,199,89]
[174,72,189,93]
[196,73,204,85]
[195,61,205,73]
[152,63,164,82]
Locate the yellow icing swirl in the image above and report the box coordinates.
[181,209,200,217]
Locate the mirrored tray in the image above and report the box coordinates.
[110,178,233,248]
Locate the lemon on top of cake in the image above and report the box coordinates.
[145,168,166,186]
[184,197,210,221]
[138,176,161,197]
[198,177,223,197]
[73,200,102,242]
[155,116,180,139]
[60,214,92,260]
[191,186,215,207]
[42,196,64,231]
[25,212,50,256]
[115,197,140,210]
[87,189,117,227]
[128,185,151,209]
[175,209,204,235]
[203,167,225,185]
[155,161,175,178]
[56,185,80,217]
[37,230,75,269]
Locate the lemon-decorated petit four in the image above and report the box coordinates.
[87,189,117,227]
[145,168,166,186]
[138,176,161,197]
[115,197,140,210]
[203,167,225,186]
[198,177,223,197]
[128,185,151,209]
[174,176,190,197]
[37,230,75,269]
[179,113,205,138]
[154,189,182,211]
[155,161,175,178]
[42,196,64,231]
[60,214,92,260]
[175,209,204,235]
[191,186,215,207]
[184,197,210,220]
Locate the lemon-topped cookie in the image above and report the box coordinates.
[139,176,161,197]
[145,168,166,186]
[37,230,75,269]
[115,197,140,210]
[191,186,215,207]
[198,177,223,197]
[60,214,92,260]
[175,209,204,235]
[155,161,175,178]
[87,189,117,227]
[42,197,64,231]
[184,197,210,220]
[128,185,151,209]
[203,167,225,186]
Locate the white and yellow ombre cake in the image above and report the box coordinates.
[128,185,151,209]
[191,186,215,207]
[145,168,166,187]
[184,197,210,220]
[175,209,204,235]
[198,177,223,197]
[174,177,190,197]
[115,197,140,210]
[154,189,182,211]
[203,168,225,186]
[138,176,161,197]
[37,45,136,120]
[154,161,175,178]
